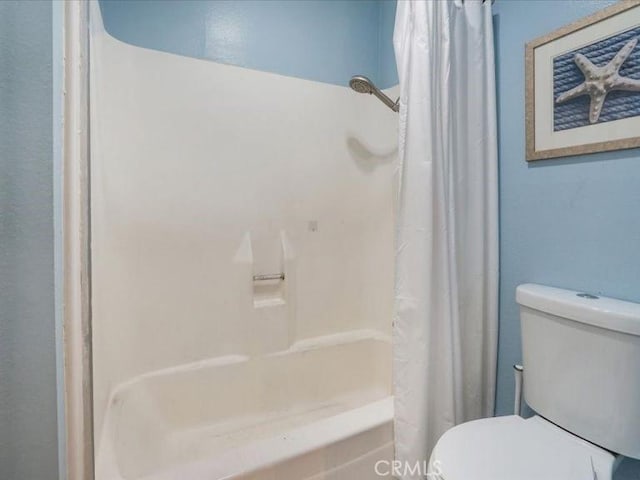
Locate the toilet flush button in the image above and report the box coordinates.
[577,293,599,299]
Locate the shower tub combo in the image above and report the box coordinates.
[90,6,397,480]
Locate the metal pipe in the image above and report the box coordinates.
[514,364,524,416]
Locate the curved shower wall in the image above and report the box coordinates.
[90,5,398,479]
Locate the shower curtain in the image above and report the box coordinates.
[392,0,498,475]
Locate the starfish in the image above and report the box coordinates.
[555,37,640,124]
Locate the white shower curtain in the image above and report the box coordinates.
[392,0,498,475]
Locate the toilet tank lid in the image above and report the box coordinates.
[517,284,640,336]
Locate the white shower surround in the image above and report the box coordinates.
[90,7,398,480]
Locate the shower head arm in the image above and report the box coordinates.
[370,88,399,112]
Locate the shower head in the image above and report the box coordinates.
[349,75,375,94]
[349,75,399,112]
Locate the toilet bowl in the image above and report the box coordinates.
[428,415,615,480]
[427,284,640,480]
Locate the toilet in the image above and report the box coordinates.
[429,283,640,480]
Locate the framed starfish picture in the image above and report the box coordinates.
[526,1,640,161]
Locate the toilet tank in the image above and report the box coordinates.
[517,284,640,459]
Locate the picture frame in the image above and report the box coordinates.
[525,1,640,161]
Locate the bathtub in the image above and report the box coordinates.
[96,331,393,480]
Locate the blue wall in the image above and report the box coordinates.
[494,0,640,476]
[99,0,398,88]
[0,1,59,479]
[378,0,398,88]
